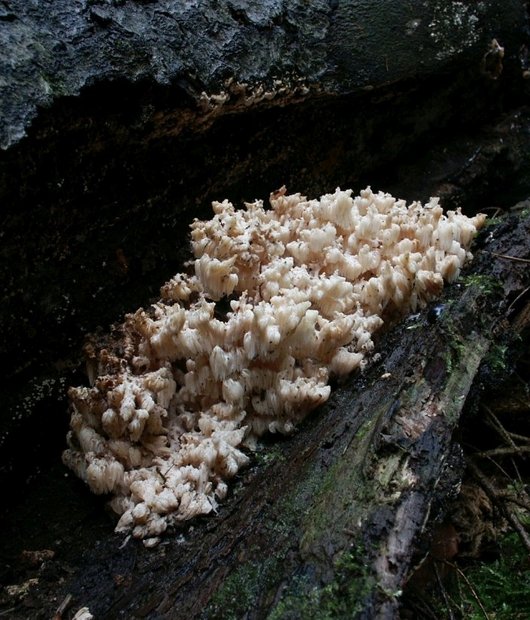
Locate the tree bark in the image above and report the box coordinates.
[1,0,526,150]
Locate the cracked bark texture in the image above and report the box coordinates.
[1,0,525,149]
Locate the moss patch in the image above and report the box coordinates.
[269,547,376,620]
[206,555,283,619]
[460,274,502,296]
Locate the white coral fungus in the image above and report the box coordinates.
[63,187,485,543]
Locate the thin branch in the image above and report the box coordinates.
[406,594,440,620]
[483,405,517,449]
[510,457,524,487]
[482,453,513,480]
[491,252,530,264]
[506,285,530,317]
[481,206,502,216]
[507,431,530,444]
[466,458,505,496]
[53,593,73,619]
[495,489,530,511]
[467,459,530,555]
[474,446,530,458]
[434,561,455,620]
[443,560,490,620]
[504,509,530,554]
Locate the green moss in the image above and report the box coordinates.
[269,547,376,620]
[438,303,486,380]
[206,555,283,619]
[443,330,467,376]
[484,343,509,375]
[440,335,489,423]
[254,444,286,467]
[460,274,502,296]
[206,565,258,620]
[299,414,381,554]
[482,216,503,228]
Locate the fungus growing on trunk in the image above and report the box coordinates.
[63,187,485,545]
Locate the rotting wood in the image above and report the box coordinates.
[28,211,524,620]
[1,5,529,617]
[2,213,529,619]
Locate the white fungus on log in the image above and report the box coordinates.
[63,186,485,544]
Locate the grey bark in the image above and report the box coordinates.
[0,1,526,150]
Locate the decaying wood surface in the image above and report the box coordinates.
[34,211,525,620]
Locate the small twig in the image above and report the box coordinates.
[483,405,517,449]
[455,571,466,618]
[494,484,530,511]
[53,593,73,619]
[505,509,530,554]
[406,594,439,620]
[498,492,530,512]
[467,458,505,497]
[506,285,530,317]
[434,561,455,620]
[462,444,514,479]
[443,560,490,620]
[507,431,530,444]
[474,446,530,458]
[481,206,502,217]
[467,459,530,555]
[491,252,530,264]
[511,456,524,488]
[491,284,530,335]
[443,587,466,620]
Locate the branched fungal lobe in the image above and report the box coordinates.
[63,187,485,546]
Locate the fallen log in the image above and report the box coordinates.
[37,210,525,620]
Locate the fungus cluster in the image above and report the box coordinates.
[63,187,485,545]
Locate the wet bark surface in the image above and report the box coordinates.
[1,0,526,150]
